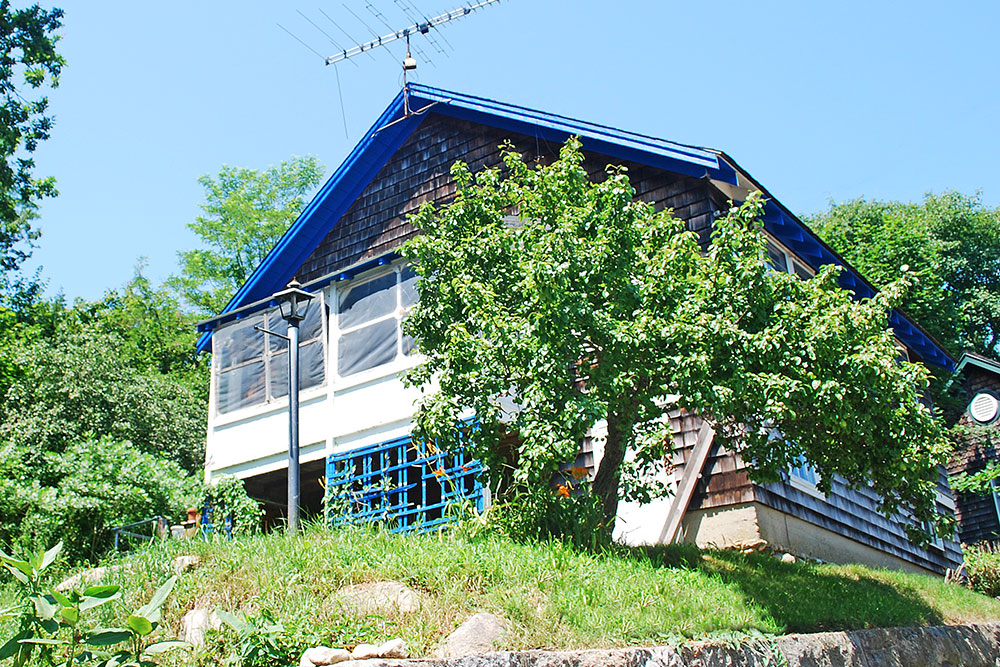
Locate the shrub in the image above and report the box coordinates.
[964,542,1000,598]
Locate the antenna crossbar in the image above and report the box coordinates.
[325,0,499,66]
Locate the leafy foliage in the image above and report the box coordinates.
[0,273,207,562]
[0,0,64,276]
[0,544,187,666]
[809,192,1000,360]
[403,138,950,539]
[172,156,325,314]
[0,437,199,563]
[0,323,206,471]
[964,542,1000,598]
[203,477,262,537]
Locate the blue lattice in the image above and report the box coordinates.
[326,432,484,533]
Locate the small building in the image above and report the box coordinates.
[196,84,961,574]
[947,353,1000,545]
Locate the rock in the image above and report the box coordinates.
[351,644,381,660]
[331,581,422,616]
[173,555,201,575]
[377,638,408,658]
[180,608,222,647]
[779,552,797,564]
[435,612,506,657]
[302,647,351,666]
[55,566,109,592]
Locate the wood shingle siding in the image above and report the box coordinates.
[948,362,1000,546]
[298,114,714,283]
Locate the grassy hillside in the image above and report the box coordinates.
[3,525,1000,664]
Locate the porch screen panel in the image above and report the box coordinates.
[215,293,327,415]
[215,316,267,415]
[335,265,420,378]
[339,318,398,377]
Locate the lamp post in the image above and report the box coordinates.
[271,279,315,533]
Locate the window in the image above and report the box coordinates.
[788,455,819,486]
[214,294,327,415]
[335,265,417,378]
[325,433,483,532]
[766,237,814,279]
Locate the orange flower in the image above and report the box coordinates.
[568,466,588,481]
[432,467,447,479]
[461,464,473,472]
[556,484,570,498]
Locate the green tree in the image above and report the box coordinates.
[173,156,325,314]
[0,0,64,275]
[403,139,949,538]
[76,260,208,397]
[0,436,199,562]
[0,321,206,472]
[808,192,1000,360]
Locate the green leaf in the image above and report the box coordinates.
[214,609,248,632]
[31,594,58,620]
[59,606,80,625]
[85,630,132,646]
[136,575,176,618]
[0,631,29,660]
[18,637,68,645]
[80,589,121,611]
[126,615,153,637]
[0,556,34,580]
[3,564,29,584]
[82,584,120,598]
[143,640,190,655]
[50,589,73,608]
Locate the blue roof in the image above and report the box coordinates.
[195,84,954,371]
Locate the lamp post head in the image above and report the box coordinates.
[273,279,315,323]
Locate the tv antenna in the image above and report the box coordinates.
[324,0,501,118]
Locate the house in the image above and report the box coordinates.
[947,353,1000,545]
[196,84,961,574]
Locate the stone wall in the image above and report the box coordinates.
[332,623,999,667]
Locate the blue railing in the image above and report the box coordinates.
[326,432,484,533]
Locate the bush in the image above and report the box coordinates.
[0,437,199,562]
[964,542,1000,598]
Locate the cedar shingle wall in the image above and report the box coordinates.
[948,365,1000,545]
[755,472,962,574]
[671,427,962,573]
[297,114,712,282]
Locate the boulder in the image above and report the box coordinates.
[180,608,222,647]
[173,555,201,575]
[301,647,351,666]
[55,566,110,593]
[435,612,506,657]
[779,553,797,564]
[351,644,381,659]
[377,638,408,658]
[330,581,422,616]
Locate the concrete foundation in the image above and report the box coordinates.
[678,501,938,576]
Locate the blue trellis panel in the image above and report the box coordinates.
[326,433,484,533]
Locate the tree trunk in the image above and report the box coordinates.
[592,412,629,530]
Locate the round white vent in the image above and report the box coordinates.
[970,391,1000,424]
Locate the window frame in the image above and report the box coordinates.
[212,292,328,418]
[765,236,816,279]
[330,262,419,385]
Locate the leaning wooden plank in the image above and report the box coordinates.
[658,421,716,544]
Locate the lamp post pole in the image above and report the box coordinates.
[287,308,301,533]
[268,279,314,534]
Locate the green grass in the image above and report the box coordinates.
[4,524,1000,663]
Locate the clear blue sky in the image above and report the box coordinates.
[23,1,1000,301]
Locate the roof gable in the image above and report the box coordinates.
[194,84,954,371]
